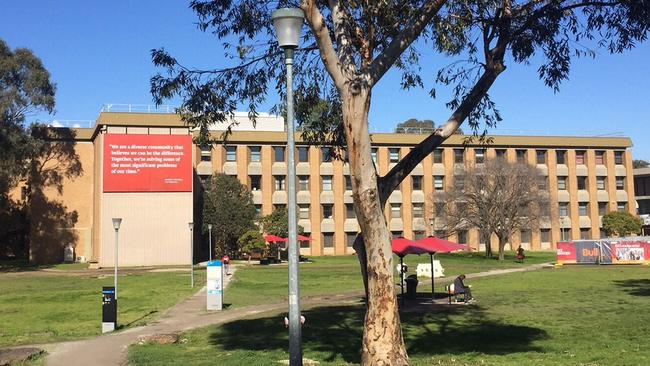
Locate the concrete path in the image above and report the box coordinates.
[34,262,550,366]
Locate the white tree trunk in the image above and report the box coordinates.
[343,91,409,365]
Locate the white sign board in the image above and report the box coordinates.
[206,260,223,311]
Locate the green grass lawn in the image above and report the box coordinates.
[225,252,556,307]
[129,265,650,366]
[0,269,205,347]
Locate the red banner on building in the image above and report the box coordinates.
[103,134,192,192]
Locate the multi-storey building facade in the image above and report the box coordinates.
[634,168,650,235]
[13,109,636,264]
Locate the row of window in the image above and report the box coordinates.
[208,146,627,166]
[241,174,626,193]
[558,201,628,216]
[313,226,604,250]
[257,203,425,220]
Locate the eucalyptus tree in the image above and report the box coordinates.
[151,1,649,364]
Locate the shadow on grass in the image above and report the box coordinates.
[0,259,53,273]
[208,303,547,363]
[613,279,650,297]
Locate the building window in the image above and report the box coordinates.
[475,149,485,164]
[412,203,424,218]
[298,175,309,191]
[371,148,378,163]
[254,204,262,217]
[614,151,624,165]
[578,202,589,216]
[595,151,605,165]
[454,175,465,189]
[274,204,286,211]
[225,146,237,162]
[454,149,464,163]
[541,229,551,243]
[575,150,586,165]
[345,203,355,219]
[559,202,569,217]
[580,228,591,240]
[199,175,211,189]
[390,203,401,218]
[323,233,334,248]
[617,202,626,212]
[274,146,285,162]
[321,176,333,191]
[391,231,403,239]
[537,176,548,190]
[496,149,507,159]
[616,177,625,190]
[250,175,261,191]
[432,149,443,164]
[274,175,285,191]
[557,176,568,190]
[414,231,426,240]
[346,233,357,249]
[389,148,400,163]
[577,176,587,190]
[520,230,531,243]
[516,149,526,163]
[557,150,567,165]
[598,202,608,216]
[412,176,423,191]
[457,230,468,244]
[345,175,352,191]
[596,176,606,190]
[249,146,261,162]
[322,204,334,219]
[435,202,445,216]
[298,147,309,162]
[200,146,211,162]
[434,176,445,190]
[536,150,547,164]
[298,204,310,219]
[321,147,332,162]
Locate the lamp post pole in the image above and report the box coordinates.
[112,218,122,300]
[189,222,194,288]
[208,224,213,261]
[271,8,304,365]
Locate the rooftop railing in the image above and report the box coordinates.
[100,103,177,113]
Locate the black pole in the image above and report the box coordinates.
[400,256,404,306]
[430,253,435,302]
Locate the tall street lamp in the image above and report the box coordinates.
[208,223,213,261]
[112,218,122,300]
[189,222,194,288]
[271,7,304,366]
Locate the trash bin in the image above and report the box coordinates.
[405,275,418,299]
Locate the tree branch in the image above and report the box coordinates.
[367,0,447,87]
[301,0,347,93]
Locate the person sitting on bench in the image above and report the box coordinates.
[453,274,473,303]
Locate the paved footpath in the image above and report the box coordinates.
[33,262,549,366]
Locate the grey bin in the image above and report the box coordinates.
[405,275,419,299]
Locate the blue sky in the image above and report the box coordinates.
[2,1,649,159]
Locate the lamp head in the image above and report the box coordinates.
[208,224,212,230]
[112,218,122,230]
[271,8,304,49]
[188,222,194,231]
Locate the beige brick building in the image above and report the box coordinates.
[17,110,636,264]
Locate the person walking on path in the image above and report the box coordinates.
[222,254,230,275]
[516,245,525,263]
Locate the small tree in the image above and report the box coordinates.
[237,230,266,264]
[633,159,649,169]
[602,211,642,237]
[259,207,304,238]
[203,174,257,257]
[434,158,550,260]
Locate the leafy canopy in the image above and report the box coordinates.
[602,211,642,237]
[259,207,304,238]
[202,173,257,255]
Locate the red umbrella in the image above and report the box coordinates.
[391,237,426,304]
[413,236,469,301]
[415,236,468,253]
[296,235,311,241]
[264,234,287,242]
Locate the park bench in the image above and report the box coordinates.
[445,283,466,304]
